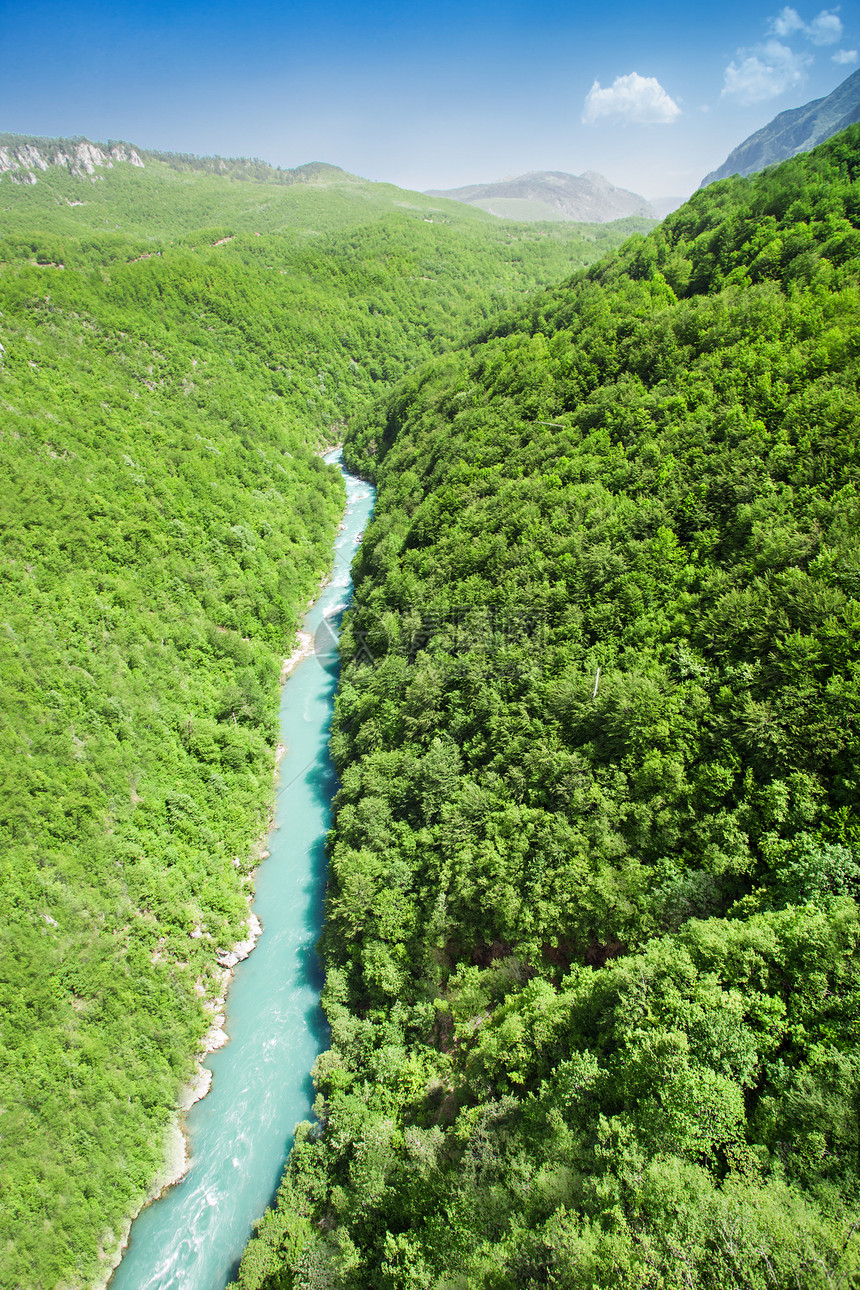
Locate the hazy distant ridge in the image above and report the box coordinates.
[135,151,358,185]
[701,67,860,185]
[426,169,656,222]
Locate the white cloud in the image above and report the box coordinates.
[770,6,806,36]
[769,5,843,44]
[723,8,852,106]
[807,8,844,43]
[582,72,681,125]
[722,39,812,102]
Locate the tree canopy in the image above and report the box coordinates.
[235,127,860,1290]
[0,146,637,1287]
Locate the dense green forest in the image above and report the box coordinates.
[236,129,860,1287]
[0,140,641,1288]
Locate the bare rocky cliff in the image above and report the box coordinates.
[0,134,356,187]
[0,136,144,184]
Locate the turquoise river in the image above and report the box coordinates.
[109,452,374,1290]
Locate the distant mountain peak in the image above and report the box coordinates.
[701,66,860,186]
[425,169,655,223]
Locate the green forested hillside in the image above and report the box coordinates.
[0,139,653,245]
[0,230,346,1290]
[236,129,860,1288]
[0,146,642,1287]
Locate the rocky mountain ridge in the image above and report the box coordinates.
[701,66,860,185]
[0,133,359,188]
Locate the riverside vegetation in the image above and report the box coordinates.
[234,128,860,1288]
[0,140,644,1288]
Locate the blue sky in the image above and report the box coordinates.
[2,0,858,198]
